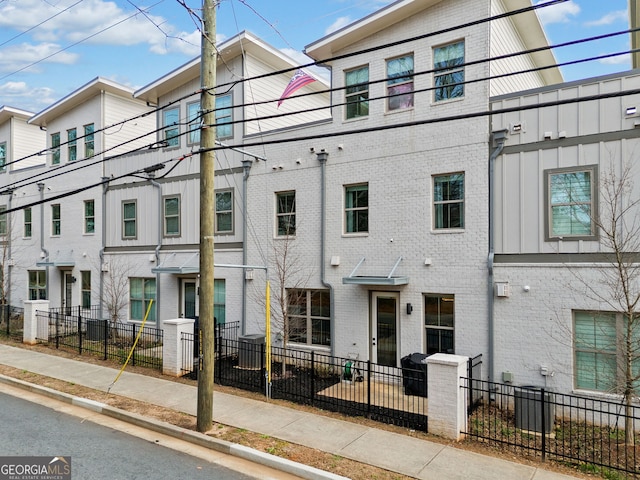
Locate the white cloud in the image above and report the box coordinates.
[599,52,630,65]
[534,0,580,25]
[0,81,56,110]
[325,16,352,36]
[0,43,78,73]
[584,10,628,27]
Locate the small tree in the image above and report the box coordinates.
[565,162,640,445]
[100,255,136,328]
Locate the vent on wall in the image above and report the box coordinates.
[495,282,510,298]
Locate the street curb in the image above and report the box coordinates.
[0,374,350,480]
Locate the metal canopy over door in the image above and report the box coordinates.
[371,291,399,367]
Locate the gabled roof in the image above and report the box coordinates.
[0,105,35,125]
[305,0,562,85]
[29,77,136,127]
[134,30,328,104]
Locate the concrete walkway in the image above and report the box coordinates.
[0,344,582,480]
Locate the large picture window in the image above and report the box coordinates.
[546,166,597,240]
[345,66,369,119]
[387,54,414,111]
[425,294,455,354]
[130,278,156,323]
[287,289,331,346]
[433,41,465,102]
[29,271,47,300]
[573,311,640,393]
[345,184,368,234]
[433,173,464,230]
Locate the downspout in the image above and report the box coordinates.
[7,189,13,309]
[241,159,253,336]
[316,150,335,356]
[99,177,109,320]
[37,183,49,300]
[149,176,162,323]
[488,129,508,384]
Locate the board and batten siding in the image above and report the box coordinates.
[11,119,46,170]
[103,93,155,156]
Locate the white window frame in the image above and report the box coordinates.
[433,173,464,230]
[24,207,32,238]
[344,183,368,234]
[287,289,331,347]
[163,195,181,237]
[433,40,465,102]
[215,190,233,234]
[51,204,61,236]
[276,191,296,237]
[67,128,77,162]
[84,199,95,234]
[163,107,180,148]
[386,54,414,111]
[51,133,61,165]
[345,66,369,120]
[84,123,94,158]
[122,200,137,240]
[0,141,6,173]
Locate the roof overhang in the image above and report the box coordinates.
[342,256,409,286]
[152,252,199,274]
[36,250,75,268]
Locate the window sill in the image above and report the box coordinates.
[342,232,368,238]
[342,115,368,124]
[431,228,465,234]
[431,96,465,107]
[384,107,415,116]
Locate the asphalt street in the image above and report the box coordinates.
[0,385,299,480]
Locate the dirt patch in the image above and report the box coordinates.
[0,339,596,479]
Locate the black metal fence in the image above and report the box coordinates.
[36,308,163,370]
[181,321,239,377]
[462,378,640,477]
[0,305,24,339]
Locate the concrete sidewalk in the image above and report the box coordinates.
[0,344,582,480]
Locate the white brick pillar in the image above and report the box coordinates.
[162,318,195,377]
[23,300,49,345]
[426,353,469,441]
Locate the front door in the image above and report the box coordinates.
[371,292,399,367]
[182,280,197,319]
[64,273,73,315]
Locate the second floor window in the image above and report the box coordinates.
[51,133,60,165]
[187,102,201,144]
[24,207,32,238]
[215,190,233,234]
[0,142,6,172]
[163,107,179,148]
[546,166,596,240]
[216,94,233,139]
[387,54,414,111]
[0,206,6,236]
[345,184,368,233]
[345,66,369,120]
[164,196,180,236]
[84,124,94,158]
[123,201,136,239]
[51,204,61,236]
[434,40,465,102]
[433,173,464,230]
[84,200,95,234]
[276,191,296,236]
[67,128,77,161]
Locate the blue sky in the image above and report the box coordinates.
[0,0,633,113]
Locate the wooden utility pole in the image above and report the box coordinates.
[632,0,640,69]
[197,0,217,433]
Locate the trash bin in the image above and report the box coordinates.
[401,353,429,397]
[86,319,107,341]
[514,385,554,434]
[238,334,265,369]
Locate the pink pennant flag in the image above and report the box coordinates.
[278,69,316,107]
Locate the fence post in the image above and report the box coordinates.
[77,309,82,354]
[132,323,137,367]
[23,300,49,345]
[541,387,547,462]
[367,360,372,416]
[426,353,469,441]
[54,311,59,349]
[103,319,108,360]
[310,350,315,406]
[162,318,195,377]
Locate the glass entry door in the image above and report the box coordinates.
[371,292,399,367]
[182,280,197,319]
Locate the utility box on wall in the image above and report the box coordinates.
[495,282,510,297]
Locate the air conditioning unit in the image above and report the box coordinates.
[495,282,510,298]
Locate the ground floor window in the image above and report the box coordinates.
[81,271,91,309]
[425,293,454,354]
[287,289,331,346]
[130,278,156,322]
[574,310,640,393]
[28,271,47,300]
[214,279,225,324]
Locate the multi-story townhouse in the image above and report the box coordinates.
[0,106,46,309]
[490,71,640,394]
[102,31,330,327]
[6,78,155,313]
[241,0,562,367]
